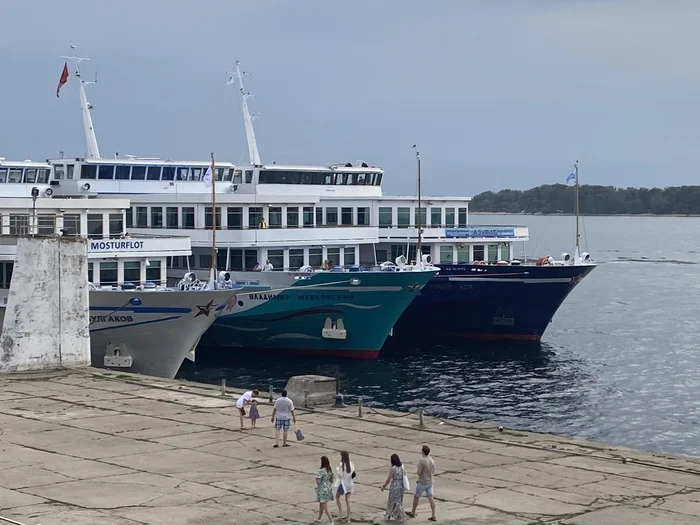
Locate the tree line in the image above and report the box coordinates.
[469,184,700,215]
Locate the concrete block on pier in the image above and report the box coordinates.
[0,237,89,372]
[284,374,337,408]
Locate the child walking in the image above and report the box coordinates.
[248,399,260,428]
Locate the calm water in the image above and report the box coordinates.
[182,215,700,457]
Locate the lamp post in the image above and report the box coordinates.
[30,187,39,237]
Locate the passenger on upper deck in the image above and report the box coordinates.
[259,218,268,229]
[262,259,274,271]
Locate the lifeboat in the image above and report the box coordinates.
[535,256,550,266]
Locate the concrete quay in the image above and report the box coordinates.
[0,370,700,525]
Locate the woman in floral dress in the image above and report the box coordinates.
[316,455,335,524]
[382,453,406,523]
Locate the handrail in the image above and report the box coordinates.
[0,516,38,525]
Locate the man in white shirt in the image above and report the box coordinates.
[270,389,296,447]
[235,389,259,430]
[262,259,274,271]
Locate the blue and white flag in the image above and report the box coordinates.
[203,166,213,188]
[566,171,576,184]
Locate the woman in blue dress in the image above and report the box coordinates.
[315,455,335,524]
[382,453,406,523]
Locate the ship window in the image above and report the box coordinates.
[161,167,175,181]
[357,207,370,226]
[457,245,470,263]
[66,164,75,179]
[324,173,335,185]
[199,254,212,269]
[267,249,283,270]
[431,207,442,227]
[81,165,97,179]
[488,244,499,262]
[230,249,243,271]
[109,213,123,235]
[445,208,455,228]
[136,207,147,227]
[115,166,131,180]
[124,261,140,283]
[309,248,322,267]
[24,169,37,183]
[458,207,468,228]
[37,215,55,235]
[63,214,80,235]
[326,207,338,226]
[98,165,115,180]
[146,260,161,283]
[87,214,103,238]
[440,245,454,264]
[233,170,242,184]
[53,165,64,180]
[335,173,345,185]
[147,166,162,180]
[327,248,340,267]
[303,206,314,226]
[9,214,29,235]
[289,249,304,270]
[341,207,353,226]
[287,207,299,227]
[356,173,366,185]
[131,166,146,180]
[473,245,484,262]
[269,207,282,228]
[215,168,224,181]
[166,207,178,228]
[227,207,242,229]
[378,207,392,227]
[501,243,510,261]
[344,247,356,266]
[205,207,221,229]
[245,170,253,183]
[415,207,426,228]
[126,208,133,229]
[344,173,355,185]
[375,173,383,185]
[1,262,13,288]
[223,168,233,182]
[315,207,323,226]
[8,168,23,183]
[37,168,50,183]
[0,168,7,183]
[176,167,189,180]
[191,167,202,181]
[87,262,93,283]
[244,249,257,270]
[151,207,163,228]
[249,207,263,229]
[397,207,410,228]
[217,250,227,271]
[182,207,195,229]
[100,261,118,285]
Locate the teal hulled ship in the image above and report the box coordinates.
[198,265,438,358]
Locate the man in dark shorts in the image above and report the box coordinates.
[270,389,296,447]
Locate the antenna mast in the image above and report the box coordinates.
[574,160,580,258]
[414,145,423,261]
[60,45,100,159]
[227,61,261,166]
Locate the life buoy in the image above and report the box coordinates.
[473,260,485,265]
[535,256,550,266]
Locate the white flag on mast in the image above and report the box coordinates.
[203,166,213,188]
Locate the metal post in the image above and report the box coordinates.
[220,379,226,396]
[418,407,424,428]
[358,397,363,418]
[333,375,345,407]
[268,384,274,403]
[304,390,309,408]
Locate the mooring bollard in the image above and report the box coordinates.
[268,384,274,403]
[358,397,363,418]
[418,407,424,428]
[221,379,226,396]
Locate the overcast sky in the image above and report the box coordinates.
[2,1,699,195]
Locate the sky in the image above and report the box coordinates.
[2,1,700,196]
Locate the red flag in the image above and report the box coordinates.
[56,62,69,98]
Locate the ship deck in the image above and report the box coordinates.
[0,369,698,525]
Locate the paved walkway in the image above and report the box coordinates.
[0,369,699,524]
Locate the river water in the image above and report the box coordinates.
[181,214,700,457]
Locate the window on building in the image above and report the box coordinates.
[309,248,323,267]
[124,261,141,283]
[378,207,392,227]
[326,207,338,226]
[150,207,163,229]
[341,207,353,226]
[182,207,195,229]
[63,214,81,236]
[303,207,314,227]
[415,207,426,228]
[9,214,29,236]
[456,245,470,263]
[269,207,282,228]
[289,249,304,270]
[205,207,221,229]
[249,207,263,229]
[37,215,55,236]
[473,245,485,262]
[458,208,468,228]
[445,208,455,228]
[431,207,442,227]
[87,214,103,238]
[109,213,123,236]
[315,207,323,226]
[327,247,341,267]
[146,259,161,282]
[136,207,148,228]
[440,245,454,264]
[267,249,283,270]
[287,207,299,228]
[126,207,134,229]
[99,261,118,285]
[227,207,242,229]
[166,207,178,228]
[344,247,356,266]
[488,244,499,262]
[357,207,369,226]
[397,207,410,228]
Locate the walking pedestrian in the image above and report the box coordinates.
[406,445,436,521]
[382,453,406,523]
[248,399,260,428]
[335,451,355,522]
[235,389,259,430]
[315,455,335,524]
[270,389,296,447]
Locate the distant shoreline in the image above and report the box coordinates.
[470,211,700,218]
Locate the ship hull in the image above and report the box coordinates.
[89,289,236,378]
[198,269,437,358]
[391,263,596,342]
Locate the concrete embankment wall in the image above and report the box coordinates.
[0,237,90,371]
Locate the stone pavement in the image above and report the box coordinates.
[0,369,699,525]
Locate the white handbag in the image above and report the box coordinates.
[402,466,410,491]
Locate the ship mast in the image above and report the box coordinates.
[210,151,217,289]
[574,160,580,260]
[413,145,423,262]
[60,45,100,159]
[227,61,261,165]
